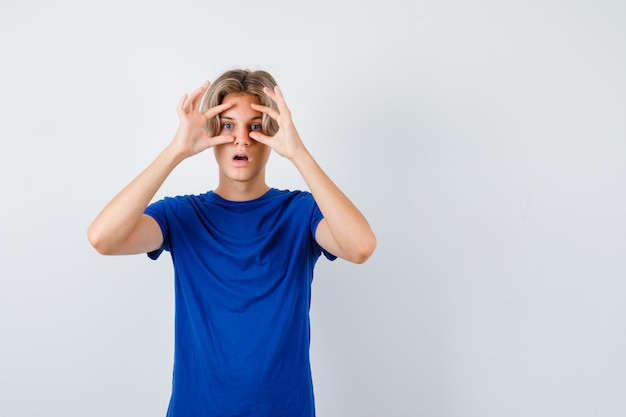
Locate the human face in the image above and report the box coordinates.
[213,93,271,187]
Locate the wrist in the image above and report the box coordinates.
[290,146,315,172]
[161,143,188,167]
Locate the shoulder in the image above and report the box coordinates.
[145,191,216,218]
[261,189,319,214]
[263,189,322,225]
[267,188,314,205]
[153,191,215,207]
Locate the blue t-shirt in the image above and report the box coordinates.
[144,188,335,417]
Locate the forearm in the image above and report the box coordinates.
[291,148,376,262]
[87,146,183,253]
[247,85,375,261]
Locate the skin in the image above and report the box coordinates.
[212,93,271,201]
[87,80,376,263]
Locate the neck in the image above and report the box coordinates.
[214,178,270,202]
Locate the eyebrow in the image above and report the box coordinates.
[220,116,263,121]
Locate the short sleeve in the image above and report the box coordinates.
[144,199,171,260]
[309,197,337,261]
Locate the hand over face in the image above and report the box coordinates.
[249,86,305,161]
[172,81,235,158]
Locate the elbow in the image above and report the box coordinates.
[87,225,114,255]
[350,233,377,264]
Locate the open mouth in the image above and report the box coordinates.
[233,154,249,162]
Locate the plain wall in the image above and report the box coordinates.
[1,0,625,416]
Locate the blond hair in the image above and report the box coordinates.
[199,69,279,137]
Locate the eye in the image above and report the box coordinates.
[222,122,234,130]
[250,123,262,131]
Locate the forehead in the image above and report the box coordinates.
[220,93,262,119]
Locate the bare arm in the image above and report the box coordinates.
[87,147,183,255]
[87,81,235,255]
[250,87,376,264]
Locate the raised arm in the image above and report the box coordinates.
[250,86,376,264]
[87,81,235,255]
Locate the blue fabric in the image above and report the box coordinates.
[144,188,335,417]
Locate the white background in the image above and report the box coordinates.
[1,0,625,416]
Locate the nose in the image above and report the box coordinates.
[233,126,252,146]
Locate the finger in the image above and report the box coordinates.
[186,81,210,112]
[274,86,290,111]
[263,86,291,115]
[263,85,286,104]
[261,86,278,104]
[192,134,233,155]
[273,85,285,100]
[250,103,280,120]
[177,93,188,117]
[195,134,234,151]
[249,131,271,145]
[202,101,234,119]
[209,134,236,146]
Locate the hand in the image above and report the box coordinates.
[249,86,306,161]
[170,81,234,159]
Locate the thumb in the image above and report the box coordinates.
[208,134,235,148]
[249,131,271,146]
[191,134,233,154]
